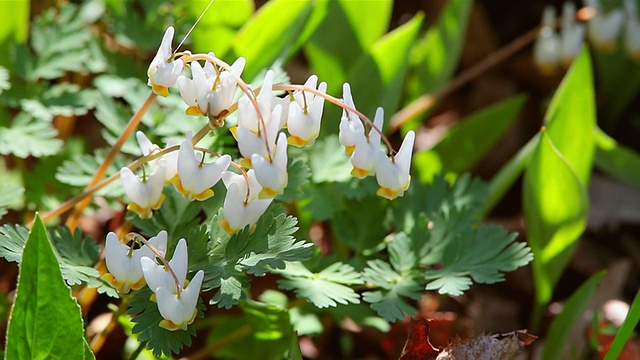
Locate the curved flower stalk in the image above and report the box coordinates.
[338,83,365,156]
[624,0,640,60]
[171,132,231,201]
[237,70,274,133]
[350,107,384,179]
[252,132,289,198]
[374,130,415,200]
[534,6,561,74]
[103,231,168,293]
[136,131,179,182]
[156,270,204,331]
[584,0,624,52]
[219,170,273,234]
[141,238,188,299]
[287,75,327,147]
[177,55,246,126]
[120,163,167,219]
[233,104,282,168]
[147,26,184,97]
[560,2,586,66]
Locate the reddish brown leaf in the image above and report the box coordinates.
[399,319,440,360]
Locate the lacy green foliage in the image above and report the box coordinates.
[275,158,311,201]
[0,66,9,94]
[0,113,63,158]
[5,216,94,360]
[204,206,314,309]
[0,184,23,220]
[277,262,363,308]
[128,286,203,358]
[56,149,129,198]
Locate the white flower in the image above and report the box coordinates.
[120,163,166,219]
[560,2,586,66]
[624,0,640,60]
[338,83,365,156]
[136,131,179,182]
[287,75,327,147]
[237,70,273,133]
[251,132,289,198]
[534,6,561,74]
[585,0,624,52]
[374,130,415,200]
[219,170,273,234]
[156,270,204,331]
[350,107,384,179]
[233,104,282,168]
[141,238,188,295]
[171,132,231,201]
[147,26,184,97]
[177,55,245,123]
[103,231,168,293]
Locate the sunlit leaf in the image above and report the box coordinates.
[0,0,28,67]
[594,126,640,188]
[0,112,63,158]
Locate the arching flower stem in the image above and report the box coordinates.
[127,232,183,297]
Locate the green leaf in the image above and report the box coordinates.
[0,112,63,158]
[56,148,128,198]
[592,47,640,125]
[49,226,100,286]
[0,184,23,220]
[230,0,313,80]
[20,84,97,122]
[304,0,392,88]
[331,195,388,254]
[0,224,29,263]
[545,48,595,185]
[277,262,362,308]
[5,215,94,359]
[414,95,526,182]
[0,66,10,95]
[523,130,589,314]
[594,126,640,188]
[604,287,640,360]
[0,0,28,67]
[543,271,606,360]
[276,158,311,202]
[307,134,352,183]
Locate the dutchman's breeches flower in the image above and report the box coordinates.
[219,170,272,234]
[136,131,179,182]
[147,26,184,97]
[287,75,327,147]
[141,238,189,299]
[585,0,624,52]
[374,130,415,200]
[624,0,640,60]
[156,270,204,331]
[233,104,282,168]
[103,231,168,293]
[533,6,561,74]
[237,70,274,132]
[120,163,167,219]
[252,132,289,199]
[171,132,231,201]
[350,107,384,179]
[560,2,585,66]
[338,83,365,156]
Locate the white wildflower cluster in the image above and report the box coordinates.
[107,26,415,329]
[533,0,640,74]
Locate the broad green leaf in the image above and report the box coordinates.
[594,126,640,188]
[0,0,29,67]
[543,271,605,360]
[523,130,589,315]
[414,95,526,182]
[5,215,94,360]
[307,134,352,183]
[230,0,313,80]
[592,49,640,127]
[0,112,63,158]
[304,0,392,89]
[604,288,640,360]
[187,0,254,58]
[545,48,595,186]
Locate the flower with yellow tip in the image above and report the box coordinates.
[374,130,415,200]
[286,75,327,147]
[103,231,168,293]
[147,26,184,97]
[338,83,364,156]
[171,132,231,201]
[252,132,288,199]
[533,6,561,74]
[141,238,188,302]
[350,107,384,179]
[120,163,166,219]
[219,170,272,234]
[233,104,282,168]
[135,131,179,182]
[156,270,204,331]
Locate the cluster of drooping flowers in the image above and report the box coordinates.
[108,26,415,329]
[533,0,640,74]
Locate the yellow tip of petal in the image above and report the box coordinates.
[152,193,166,210]
[218,219,236,235]
[376,187,401,200]
[345,145,356,156]
[129,277,147,291]
[239,158,253,168]
[171,176,185,193]
[229,126,238,140]
[259,187,280,199]
[185,106,204,116]
[350,167,371,179]
[159,319,187,331]
[287,135,308,147]
[152,84,169,97]
[192,189,214,201]
[127,202,152,219]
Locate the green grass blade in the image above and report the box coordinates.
[604,289,640,360]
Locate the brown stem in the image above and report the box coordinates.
[179,324,253,360]
[90,293,132,353]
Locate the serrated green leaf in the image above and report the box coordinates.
[20,84,97,122]
[524,130,589,313]
[49,226,100,286]
[5,215,94,360]
[187,0,253,57]
[414,95,526,182]
[331,195,388,254]
[0,184,23,220]
[0,224,29,263]
[276,158,311,202]
[277,262,362,308]
[0,112,63,158]
[56,148,128,197]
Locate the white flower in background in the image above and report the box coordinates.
[624,0,640,60]
[147,26,184,97]
[103,231,168,293]
[271,95,291,129]
[584,0,624,51]
[171,132,231,201]
[287,75,327,147]
[350,107,384,179]
[534,6,561,74]
[219,170,273,234]
[374,130,415,200]
[237,70,274,133]
[252,132,289,198]
[141,238,188,297]
[177,55,245,123]
[233,104,282,168]
[560,2,586,66]
[120,163,166,219]
[136,131,179,182]
[156,270,204,331]
[338,83,365,156]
